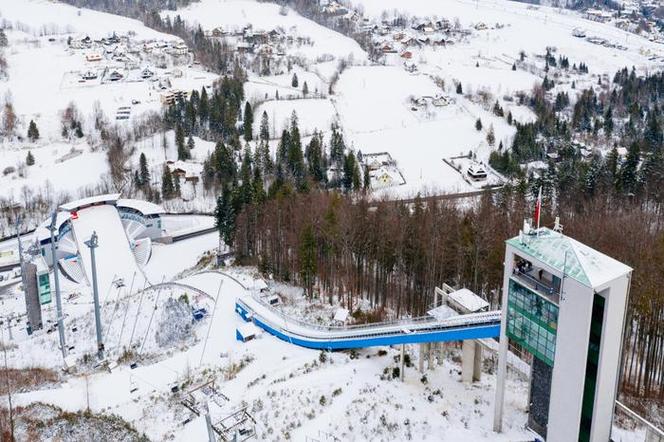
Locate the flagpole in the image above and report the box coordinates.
[536,186,542,236]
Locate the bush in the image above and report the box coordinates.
[319,395,327,406]
[392,367,400,379]
[319,351,327,363]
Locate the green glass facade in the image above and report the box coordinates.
[506,278,559,366]
[37,272,52,305]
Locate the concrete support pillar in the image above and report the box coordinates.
[400,344,405,382]
[438,342,444,366]
[462,339,476,383]
[427,343,434,370]
[473,342,482,382]
[418,344,425,373]
[494,266,512,433]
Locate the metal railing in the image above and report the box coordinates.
[238,295,501,342]
[512,269,560,304]
[615,400,664,442]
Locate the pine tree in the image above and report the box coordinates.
[512,63,516,71]
[475,118,483,131]
[27,120,39,142]
[75,121,83,138]
[199,87,209,124]
[176,124,189,160]
[456,82,463,94]
[252,166,266,204]
[287,112,306,188]
[330,122,345,166]
[486,125,495,146]
[305,132,325,183]
[174,174,181,197]
[243,101,253,141]
[26,151,35,166]
[0,29,7,48]
[620,142,640,194]
[298,224,317,298]
[260,111,270,141]
[302,81,309,97]
[161,165,174,199]
[342,152,359,192]
[604,106,614,138]
[187,134,195,152]
[139,152,150,187]
[363,165,371,190]
[215,185,235,247]
[291,73,299,88]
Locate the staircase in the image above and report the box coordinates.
[122,219,148,241]
[132,237,152,267]
[58,256,87,284]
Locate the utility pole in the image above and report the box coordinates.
[49,211,67,360]
[85,231,104,360]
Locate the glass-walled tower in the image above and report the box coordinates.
[493,226,632,442]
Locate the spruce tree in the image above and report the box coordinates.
[161,165,174,199]
[214,185,235,247]
[174,174,181,197]
[0,29,7,48]
[199,87,209,124]
[75,121,84,138]
[139,152,150,187]
[620,142,640,194]
[260,110,270,141]
[27,120,39,142]
[298,224,317,298]
[342,152,358,192]
[302,81,309,97]
[475,118,483,131]
[243,101,253,141]
[291,73,299,88]
[305,132,325,183]
[456,83,463,94]
[176,124,189,160]
[26,151,35,166]
[187,134,195,151]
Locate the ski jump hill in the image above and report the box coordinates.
[34,194,216,295]
[235,293,501,350]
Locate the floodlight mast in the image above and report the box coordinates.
[48,211,67,360]
[84,231,104,360]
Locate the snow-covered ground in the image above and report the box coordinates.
[3,251,534,441]
[161,0,367,62]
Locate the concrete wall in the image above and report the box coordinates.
[548,276,594,442]
[590,275,630,442]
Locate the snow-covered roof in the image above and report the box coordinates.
[237,322,260,339]
[60,193,121,212]
[117,198,164,216]
[447,288,489,313]
[35,210,73,242]
[506,227,632,288]
[427,304,458,321]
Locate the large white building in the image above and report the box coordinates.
[493,225,632,441]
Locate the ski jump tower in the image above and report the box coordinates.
[493,222,632,441]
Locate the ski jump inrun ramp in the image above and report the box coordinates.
[70,204,146,293]
[236,296,501,350]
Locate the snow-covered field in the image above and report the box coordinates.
[161,0,366,62]
[3,249,534,441]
